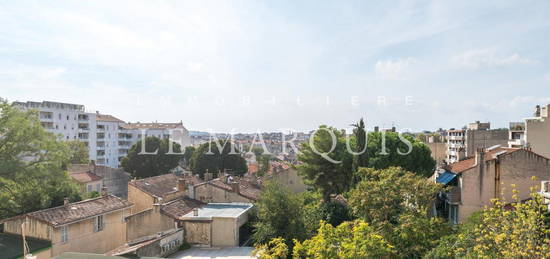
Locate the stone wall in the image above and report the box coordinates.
[50,208,130,257]
[194,184,254,203]
[125,207,175,241]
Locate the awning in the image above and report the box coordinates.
[436,171,457,185]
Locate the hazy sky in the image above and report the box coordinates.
[1,1,550,132]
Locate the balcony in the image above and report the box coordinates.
[448,136,464,141]
[508,139,525,147]
[448,143,464,148]
[445,187,461,204]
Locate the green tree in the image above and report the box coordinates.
[253,181,306,248]
[121,136,183,179]
[348,167,442,223]
[366,132,435,177]
[182,146,195,166]
[351,118,368,172]
[0,101,81,218]
[257,154,275,176]
[189,140,247,178]
[426,189,550,258]
[297,125,353,202]
[66,140,89,164]
[292,220,395,259]
[348,167,451,258]
[254,237,290,259]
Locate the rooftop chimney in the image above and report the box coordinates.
[178,178,187,193]
[535,105,541,117]
[475,148,485,167]
[204,172,213,181]
[193,208,199,216]
[101,186,108,197]
[64,197,70,205]
[231,182,240,194]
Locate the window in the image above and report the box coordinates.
[93,215,104,232]
[96,183,101,192]
[87,185,92,192]
[449,205,459,224]
[61,226,68,243]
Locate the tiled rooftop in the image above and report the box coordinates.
[160,197,205,219]
[206,178,261,201]
[96,114,125,123]
[129,174,203,198]
[122,122,184,130]
[70,171,102,183]
[25,195,132,227]
[448,147,519,173]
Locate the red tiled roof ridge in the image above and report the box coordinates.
[448,147,522,173]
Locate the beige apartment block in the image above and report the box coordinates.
[434,146,550,223]
[125,173,205,241]
[0,195,132,258]
[193,174,261,203]
[526,104,550,159]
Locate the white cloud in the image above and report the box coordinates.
[452,49,536,68]
[374,58,416,80]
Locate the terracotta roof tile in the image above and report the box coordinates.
[96,114,125,123]
[70,171,102,183]
[448,147,519,173]
[207,178,261,201]
[27,195,132,227]
[122,122,184,130]
[160,197,205,219]
[129,174,203,198]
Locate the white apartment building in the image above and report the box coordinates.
[523,104,550,158]
[445,121,509,164]
[508,122,526,148]
[446,129,466,163]
[13,101,191,168]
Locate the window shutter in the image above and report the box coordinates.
[93,217,97,232]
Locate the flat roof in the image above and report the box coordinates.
[181,203,253,220]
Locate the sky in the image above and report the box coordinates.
[1,1,550,133]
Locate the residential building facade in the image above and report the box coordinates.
[445,122,509,163]
[13,100,191,168]
[0,195,132,258]
[525,104,550,159]
[434,146,550,223]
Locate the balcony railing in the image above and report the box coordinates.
[446,187,461,204]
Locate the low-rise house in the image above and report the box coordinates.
[193,174,261,203]
[107,228,184,258]
[0,194,132,258]
[125,174,204,241]
[264,161,308,193]
[179,203,253,247]
[433,146,550,223]
[69,164,131,198]
[70,171,103,195]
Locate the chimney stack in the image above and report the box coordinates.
[64,197,70,205]
[231,182,240,193]
[475,148,485,166]
[178,178,187,193]
[193,208,199,217]
[204,172,213,181]
[101,186,108,197]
